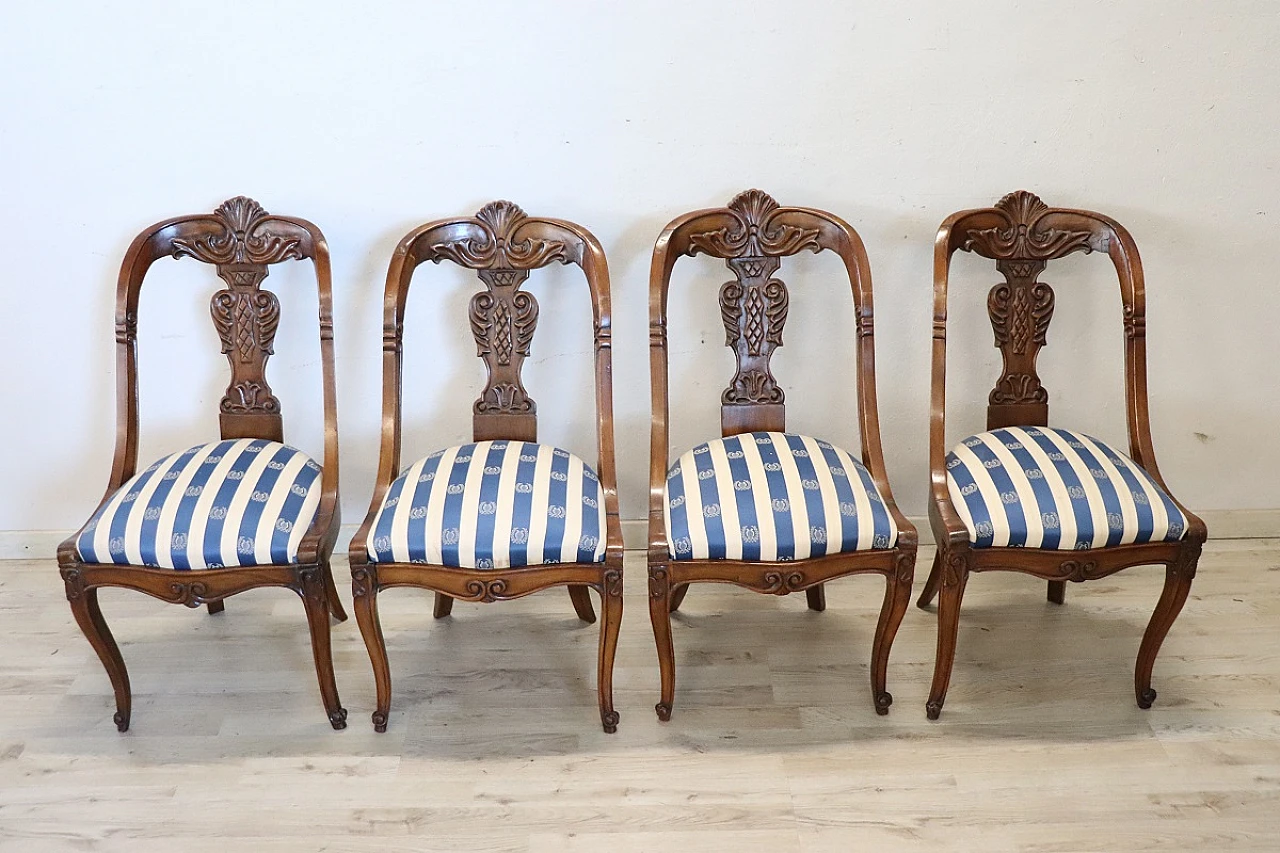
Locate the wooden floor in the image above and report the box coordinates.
[2,540,1278,851]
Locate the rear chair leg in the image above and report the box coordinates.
[1047,580,1066,605]
[433,592,454,619]
[916,550,942,608]
[806,584,826,612]
[206,600,225,615]
[569,585,597,623]
[667,583,689,613]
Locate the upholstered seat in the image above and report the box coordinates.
[946,426,1188,550]
[76,438,322,569]
[665,431,898,561]
[366,440,607,569]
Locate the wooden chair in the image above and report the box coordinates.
[647,189,918,720]
[349,201,623,733]
[56,197,348,731]
[920,190,1208,719]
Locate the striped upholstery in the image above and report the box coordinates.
[665,432,897,561]
[366,441,606,568]
[76,439,323,569]
[946,426,1188,550]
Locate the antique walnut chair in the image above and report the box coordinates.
[647,190,918,720]
[920,190,1207,719]
[349,201,623,733]
[56,197,348,731]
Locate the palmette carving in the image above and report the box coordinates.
[687,189,821,259]
[962,191,1094,262]
[429,201,573,271]
[171,196,304,266]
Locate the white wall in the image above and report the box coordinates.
[2,1,1276,542]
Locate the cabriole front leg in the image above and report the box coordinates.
[298,566,347,730]
[63,572,132,732]
[351,565,392,732]
[870,553,914,715]
[597,569,623,733]
[926,550,969,720]
[1135,543,1200,709]
[648,563,676,721]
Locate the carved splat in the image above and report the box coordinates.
[959,191,1095,429]
[428,201,573,442]
[170,197,302,440]
[688,190,809,435]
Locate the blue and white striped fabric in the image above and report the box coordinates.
[366,441,606,569]
[946,426,1188,550]
[665,432,897,561]
[76,439,323,569]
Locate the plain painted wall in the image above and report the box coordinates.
[1,1,1275,537]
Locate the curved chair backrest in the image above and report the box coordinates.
[931,189,1169,491]
[370,201,620,559]
[108,197,338,530]
[648,189,898,557]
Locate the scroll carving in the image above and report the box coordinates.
[760,570,807,595]
[686,189,821,259]
[960,192,1094,418]
[171,197,301,422]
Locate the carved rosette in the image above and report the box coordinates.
[171,197,301,420]
[961,192,1094,414]
[428,202,573,422]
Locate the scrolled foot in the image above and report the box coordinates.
[601,710,620,734]
[328,707,348,730]
[1137,688,1157,710]
[114,711,130,732]
[926,699,943,721]
[875,691,893,715]
[655,702,672,722]
[372,711,388,733]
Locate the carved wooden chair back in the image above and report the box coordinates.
[650,188,886,445]
[367,200,619,526]
[104,196,339,521]
[930,190,1195,522]
[646,189,916,722]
